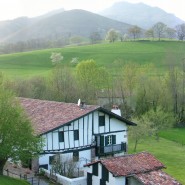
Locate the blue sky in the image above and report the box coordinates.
[0,0,185,21]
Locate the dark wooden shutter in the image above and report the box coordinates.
[105,136,108,146]
[93,163,98,176]
[112,135,116,144]
[100,179,106,185]
[99,115,105,126]
[58,131,64,142]
[87,172,92,185]
[74,130,79,140]
[102,165,109,182]
[100,136,104,153]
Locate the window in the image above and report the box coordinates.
[73,151,79,161]
[58,131,64,142]
[93,163,98,176]
[99,115,105,126]
[49,155,55,165]
[74,130,79,140]
[105,135,116,146]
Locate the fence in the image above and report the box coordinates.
[4,169,40,185]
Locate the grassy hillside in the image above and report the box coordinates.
[0,41,185,78]
[0,176,29,185]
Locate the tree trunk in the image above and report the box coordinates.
[134,139,138,152]
[0,159,7,175]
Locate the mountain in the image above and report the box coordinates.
[0,9,133,43]
[99,1,184,29]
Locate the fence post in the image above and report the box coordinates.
[32,177,33,185]
[38,177,40,185]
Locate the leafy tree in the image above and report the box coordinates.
[176,23,185,41]
[144,107,175,140]
[0,89,42,175]
[105,29,119,43]
[153,22,167,41]
[90,32,101,44]
[166,27,176,39]
[50,52,63,65]
[145,28,154,40]
[128,25,142,40]
[129,116,151,152]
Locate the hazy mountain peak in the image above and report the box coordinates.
[99,1,184,29]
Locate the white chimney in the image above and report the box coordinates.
[111,105,121,116]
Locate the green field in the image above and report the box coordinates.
[129,129,185,184]
[0,41,185,78]
[0,176,29,185]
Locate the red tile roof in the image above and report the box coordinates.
[85,152,164,177]
[135,170,182,185]
[19,98,99,135]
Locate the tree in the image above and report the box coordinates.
[128,25,142,40]
[176,23,185,41]
[166,27,176,40]
[153,22,167,41]
[129,116,151,152]
[105,29,119,43]
[90,32,101,44]
[144,107,175,140]
[0,89,42,175]
[145,29,154,40]
[50,52,63,65]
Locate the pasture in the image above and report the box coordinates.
[129,129,185,184]
[0,41,185,78]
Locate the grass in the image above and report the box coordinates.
[129,136,185,184]
[0,41,185,78]
[0,175,29,185]
[159,128,185,145]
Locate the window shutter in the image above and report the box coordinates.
[74,130,79,140]
[105,136,108,146]
[93,163,98,176]
[112,135,116,144]
[58,131,64,142]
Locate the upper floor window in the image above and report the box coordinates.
[58,131,64,142]
[99,115,105,126]
[105,135,116,146]
[74,130,79,140]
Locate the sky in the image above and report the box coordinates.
[0,0,185,21]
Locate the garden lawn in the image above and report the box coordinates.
[159,128,185,145]
[129,136,185,184]
[0,175,29,185]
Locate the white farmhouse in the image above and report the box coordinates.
[19,98,136,171]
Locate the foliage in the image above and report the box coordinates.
[152,22,167,41]
[175,23,185,41]
[128,25,142,40]
[50,52,63,65]
[105,29,119,42]
[0,88,42,175]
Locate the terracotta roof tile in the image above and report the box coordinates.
[85,152,164,177]
[19,98,99,135]
[135,170,182,185]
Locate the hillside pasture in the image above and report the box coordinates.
[0,41,185,78]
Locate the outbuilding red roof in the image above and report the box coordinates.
[85,152,164,177]
[19,98,99,135]
[135,170,181,185]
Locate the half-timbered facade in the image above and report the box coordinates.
[19,98,136,171]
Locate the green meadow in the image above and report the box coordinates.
[0,176,29,185]
[0,41,185,78]
[129,129,185,184]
